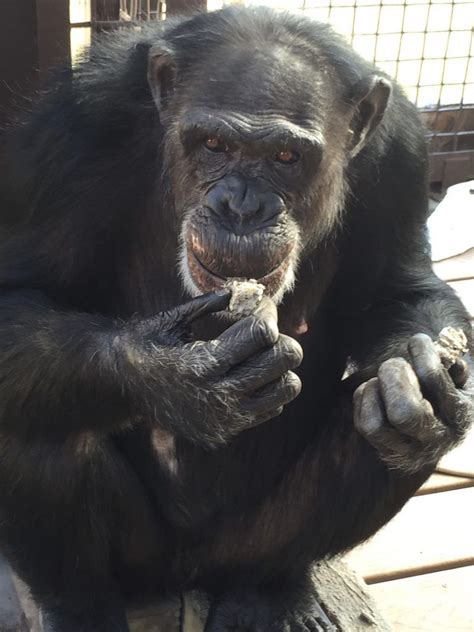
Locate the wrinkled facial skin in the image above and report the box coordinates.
[162,45,351,306]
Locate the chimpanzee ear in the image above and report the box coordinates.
[147,43,176,112]
[348,75,391,158]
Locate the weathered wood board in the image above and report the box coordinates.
[347,487,474,583]
[369,566,474,631]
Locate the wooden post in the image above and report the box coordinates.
[166,0,207,16]
[35,0,71,79]
[0,0,38,124]
[0,0,70,127]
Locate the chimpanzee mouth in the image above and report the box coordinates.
[186,248,293,298]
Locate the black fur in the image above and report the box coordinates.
[0,8,472,632]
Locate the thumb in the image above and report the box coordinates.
[163,289,231,325]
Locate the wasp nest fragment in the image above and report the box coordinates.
[224,278,265,317]
[434,327,469,367]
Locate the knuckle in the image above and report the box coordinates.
[378,357,410,377]
[187,342,219,377]
[356,416,384,437]
[449,359,470,388]
[283,371,302,397]
[409,332,433,349]
[415,362,443,388]
[280,338,304,367]
[258,406,285,423]
[390,398,424,425]
[250,316,279,346]
[379,358,420,391]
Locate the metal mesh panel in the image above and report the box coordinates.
[299,0,474,163]
[224,0,474,187]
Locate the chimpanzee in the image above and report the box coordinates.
[0,6,472,632]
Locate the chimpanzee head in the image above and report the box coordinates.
[147,8,391,305]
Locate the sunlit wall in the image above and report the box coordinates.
[70,0,92,64]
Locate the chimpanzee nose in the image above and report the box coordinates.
[206,176,284,232]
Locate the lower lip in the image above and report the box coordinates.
[187,249,291,296]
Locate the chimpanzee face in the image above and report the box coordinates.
[148,34,390,305]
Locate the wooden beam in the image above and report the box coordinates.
[347,487,474,583]
[370,567,474,631]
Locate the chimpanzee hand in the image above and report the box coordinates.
[354,333,473,474]
[126,292,303,448]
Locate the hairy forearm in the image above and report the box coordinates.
[0,292,135,436]
[346,277,471,381]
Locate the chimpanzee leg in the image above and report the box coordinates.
[0,436,162,632]
[205,572,335,632]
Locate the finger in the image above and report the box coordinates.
[354,377,384,436]
[377,357,444,441]
[254,406,285,425]
[449,359,470,388]
[408,334,471,430]
[225,334,303,391]
[354,377,412,458]
[253,295,278,324]
[242,371,302,414]
[214,313,279,370]
[163,290,231,325]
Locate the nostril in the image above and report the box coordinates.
[229,189,265,219]
[206,186,231,216]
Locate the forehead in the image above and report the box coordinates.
[180,43,328,128]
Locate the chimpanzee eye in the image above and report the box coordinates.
[204,137,228,153]
[275,149,300,165]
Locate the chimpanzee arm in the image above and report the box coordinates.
[0,290,137,438]
[0,291,302,443]
[346,272,472,379]
[314,270,473,550]
[348,272,472,460]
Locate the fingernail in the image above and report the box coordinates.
[215,288,231,297]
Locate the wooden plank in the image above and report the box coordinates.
[438,427,474,478]
[433,248,474,282]
[128,597,182,631]
[0,556,28,632]
[310,559,391,631]
[448,279,474,318]
[346,487,474,583]
[417,472,474,495]
[370,566,474,631]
